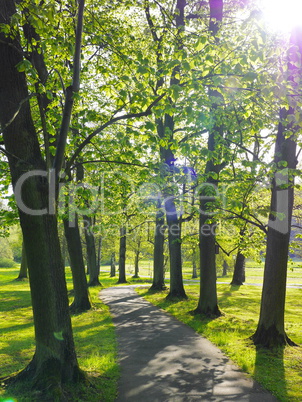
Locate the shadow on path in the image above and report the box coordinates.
[101,286,278,402]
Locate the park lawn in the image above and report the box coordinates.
[120,258,302,285]
[137,283,302,402]
[0,269,120,401]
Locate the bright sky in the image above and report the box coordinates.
[259,0,302,33]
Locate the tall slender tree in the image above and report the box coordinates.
[251,27,302,348]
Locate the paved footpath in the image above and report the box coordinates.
[100,286,278,402]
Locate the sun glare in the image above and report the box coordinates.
[260,0,302,33]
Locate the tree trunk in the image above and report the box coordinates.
[192,260,198,279]
[231,252,245,285]
[195,214,221,316]
[97,236,102,272]
[110,252,116,277]
[150,200,166,291]
[84,215,101,286]
[251,28,302,348]
[222,260,229,277]
[0,1,82,391]
[194,0,224,317]
[63,215,91,313]
[164,195,187,299]
[133,249,140,278]
[16,242,28,280]
[118,226,127,283]
[251,112,297,348]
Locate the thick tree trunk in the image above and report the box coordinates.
[0,1,82,392]
[251,29,302,347]
[84,215,101,287]
[118,226,127,283]
[63,215,91,312]
[231,252,245,285]
[251,115,298,348]
[150,200,166,291]
[110,252,116,277]
[16,242,28,280]
[195,214,221,316]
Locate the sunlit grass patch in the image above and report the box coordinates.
[137,282,302,401]
[0,268,119,401]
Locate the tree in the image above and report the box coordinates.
[0,0,85,393]
[231,250,246,285]
[63,213,91,312]
[16,242,28,280]
[118,226,127,283]
[251,27,302,348]
[149,198,166,291]
[110,252,116,277]
[195,0,224,317]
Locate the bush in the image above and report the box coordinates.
[0,257,17,268]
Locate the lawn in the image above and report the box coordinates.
[1,262,302,401]
[136,281,302,402]
[0,268,120,402]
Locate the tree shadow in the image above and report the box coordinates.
[254,345,287,401]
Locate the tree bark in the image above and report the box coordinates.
[133,248,140,278]
[222,260,229,277]
[97,236,102,272]
[16,242,28,280]
[110,252,116,277]
[231,252,245,285]
[63,215,91,312]
[192,254,198,279]
[118,226,127,283]
[84,215,101,286]
[0,0,84,391]
[165,195,187,299]
[150,199,166,291]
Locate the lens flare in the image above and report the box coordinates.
[260,0,302,32]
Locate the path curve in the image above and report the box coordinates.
[100,286,278,402]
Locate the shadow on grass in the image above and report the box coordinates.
[254,346,287,401]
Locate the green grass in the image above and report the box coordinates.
[1,263,302,401]
[0,268,121,401]
[136,283,302,402]
[104,259,302,285]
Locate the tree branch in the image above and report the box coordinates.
[53,0,85,175]
[66,93,165,171]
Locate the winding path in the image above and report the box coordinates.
[100,286,278,402]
